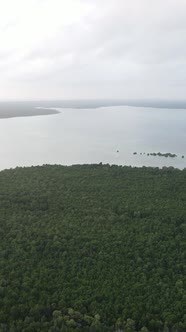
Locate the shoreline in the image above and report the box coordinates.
[0,108,59,119]
[0,163,185,173]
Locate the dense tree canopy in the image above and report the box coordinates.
[0,164,185,331]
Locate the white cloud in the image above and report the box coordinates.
[0,0,186,99]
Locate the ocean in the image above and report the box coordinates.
[0,100,185,170]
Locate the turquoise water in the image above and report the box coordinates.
[0,104,185,170]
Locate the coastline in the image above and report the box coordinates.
[0,108,59,119]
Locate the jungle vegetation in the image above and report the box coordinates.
[0,164,185,331]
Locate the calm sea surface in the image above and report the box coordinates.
[0,103,185,170]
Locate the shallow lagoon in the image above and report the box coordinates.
[0,105,185,170]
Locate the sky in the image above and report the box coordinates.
[0,0,186,100]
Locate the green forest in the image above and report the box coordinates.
[0,164,185,331]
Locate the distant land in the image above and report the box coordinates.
[0,102,59,119]
[0,99,186,119]
[32,98,186,110]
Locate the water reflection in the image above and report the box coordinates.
[0,106,185,170]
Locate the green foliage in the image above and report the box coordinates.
[0,164,185,331]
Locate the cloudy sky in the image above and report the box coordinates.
[0,0,186,100]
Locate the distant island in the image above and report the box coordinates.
[0,102,59,119]
[133,152,185,158]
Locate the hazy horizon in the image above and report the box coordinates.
[1,99,186,111]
